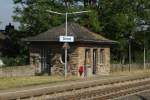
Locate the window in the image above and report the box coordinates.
[85,49,91,65]
[99,49,104,64]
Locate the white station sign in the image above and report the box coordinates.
[59,36,74,42]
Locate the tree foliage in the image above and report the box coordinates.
[11,0,150,64]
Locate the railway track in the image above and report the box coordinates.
[46,77,150,100]
[0,75,150,100]
[89,79,150,100]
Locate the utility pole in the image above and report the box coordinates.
[144,31,146,69]
[128,35,133,72]
[46,10,90,79]
[142,25,148,70]
[129,37,131,71]
[65,12,68,78]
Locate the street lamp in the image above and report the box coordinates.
[137,3,149,70]
[128,35,133,71]
[46,10,90,79]
[141,24,149,69]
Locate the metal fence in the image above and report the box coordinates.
[111,63,150,72]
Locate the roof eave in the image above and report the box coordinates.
[23,39,117,45]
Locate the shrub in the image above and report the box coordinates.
[1,56,28,67]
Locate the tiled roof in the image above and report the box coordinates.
[23,22,116,44]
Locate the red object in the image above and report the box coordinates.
[79,66,84,76]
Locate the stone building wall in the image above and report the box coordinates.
[105,48,110,74]
[29,45,80,76]
[77,47,85,76]
[77,47,110,76]
[50,45,64,75]
[69,47,80,75]
[50,45,79,76]
[29,44,110,76]
[97,48,110,75]
[29,47,42,75]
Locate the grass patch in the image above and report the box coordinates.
[1,69,150,90]
[0,76,79,90]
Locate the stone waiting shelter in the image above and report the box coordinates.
[24,22,116,77]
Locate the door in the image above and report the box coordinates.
[93,49,97,74]
[84,49,90,77]
[40,47,51,75]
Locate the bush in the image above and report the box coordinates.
[1,56,28,67]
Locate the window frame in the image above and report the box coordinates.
[99,49,105,65]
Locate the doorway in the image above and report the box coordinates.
[84,48,91,77]
[93,49,97,74]
[40,47,51,75]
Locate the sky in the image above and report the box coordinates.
[0,0,18,30]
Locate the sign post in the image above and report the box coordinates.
[65,13,68,79]
[60,36,73,78]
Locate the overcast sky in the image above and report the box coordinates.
[0,0,18,30]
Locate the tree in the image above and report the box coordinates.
[12,0,150,64]
[13,0,66,36]
[13,0,102,36]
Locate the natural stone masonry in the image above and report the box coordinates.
[29,45,110,77]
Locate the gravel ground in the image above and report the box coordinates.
[117,90,150,100]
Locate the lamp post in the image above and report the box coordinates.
[128,35,133,71]
[137,3,148,70]
[136,2,149,70]
[144,28,146,70]
[46,10,90,79]
[141,24,149,69]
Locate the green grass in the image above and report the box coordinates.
[1,69,150,90]
[0,76,79,90]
